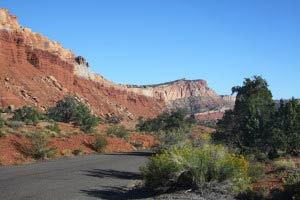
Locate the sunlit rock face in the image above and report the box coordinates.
[0,8,235,125]
[0,8,165,126]
[126,79,236,114]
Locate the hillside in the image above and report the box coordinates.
[0,8,234,125]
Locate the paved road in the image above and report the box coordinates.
[0,151,152,200]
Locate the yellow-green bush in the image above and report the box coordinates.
[106,125,129,140]
[61,149,73,157]
[92,134,108,153]
[17,132,57,160]
[247,162,265,182]
[0,129,7,137]
[141,144,251,192]
[274,158,297,171]
[72,148,84,156]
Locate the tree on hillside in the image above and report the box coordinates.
[271,98,300,155]
[13,106,40,125]
[137,109,196,132]
[47,95,100,133]
[47,96,77,123]
[72,102,100,133]
[213,76,276,153]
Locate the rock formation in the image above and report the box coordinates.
[0,8,234,125]
[0,8,165,126]
[126,79,235,114]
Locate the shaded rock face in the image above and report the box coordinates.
[75,56,89,67]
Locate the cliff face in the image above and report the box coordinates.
[126,79,235,114]
[0,8,234,124]
[0,8,164,126]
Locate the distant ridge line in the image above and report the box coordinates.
[125,78,205,88]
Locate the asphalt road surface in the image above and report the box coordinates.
[0,151,153,200]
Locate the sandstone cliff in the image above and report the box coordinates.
[0,8,164,126]
[126,79,235,114]
[0,8,234,125]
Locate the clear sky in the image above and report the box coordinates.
[1,0,299,99]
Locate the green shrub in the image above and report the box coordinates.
[154,130,190,153]
[13,106,40,125]
[141,144,251,192]
[47,96,77,123]
[0,129,7,137]
[247,162,265,182]
[78,114,100,133]
[213,77,300,158]
[27,132,56,160]
[45,122,61,133]
[284,170,300,185]
[72,148,84,156]
[255,152,269,162]
[6,120,25,128]
[92,134,108,152]
[0,114,3,128]
[274,159,296,171]
[47,96,100,133]
[106,125,129,140]
[137,109,196,132]
[191,133,212,148]
[61,149,72,157]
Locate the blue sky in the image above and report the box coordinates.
[1,0,299,99]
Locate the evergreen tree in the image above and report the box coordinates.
[214,76,276,153]
[272,98,300,155]
[47,96,77,123]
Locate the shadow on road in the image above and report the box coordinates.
[105,151,154,157]
[81,186,154,200]
[82,169,142,179]
[81,151,155,199]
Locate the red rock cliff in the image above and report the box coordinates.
[0,8,165,126]
[0,8,234,124]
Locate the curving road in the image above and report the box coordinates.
[0,151,153,200]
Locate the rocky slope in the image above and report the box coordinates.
[0,8,234,124]
[0,8,164,125]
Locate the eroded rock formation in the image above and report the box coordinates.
[0,8,164,126]
[0,8,234,125]
[126,79,235,114]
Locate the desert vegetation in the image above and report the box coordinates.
[13,106,41,125]
[213,76,300,158]
[0,77,298,199]
[137,109,196,132]
[47,95,100,133]
[90,134,108,153]
[0,95,157,165]
[139,76,300,199]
